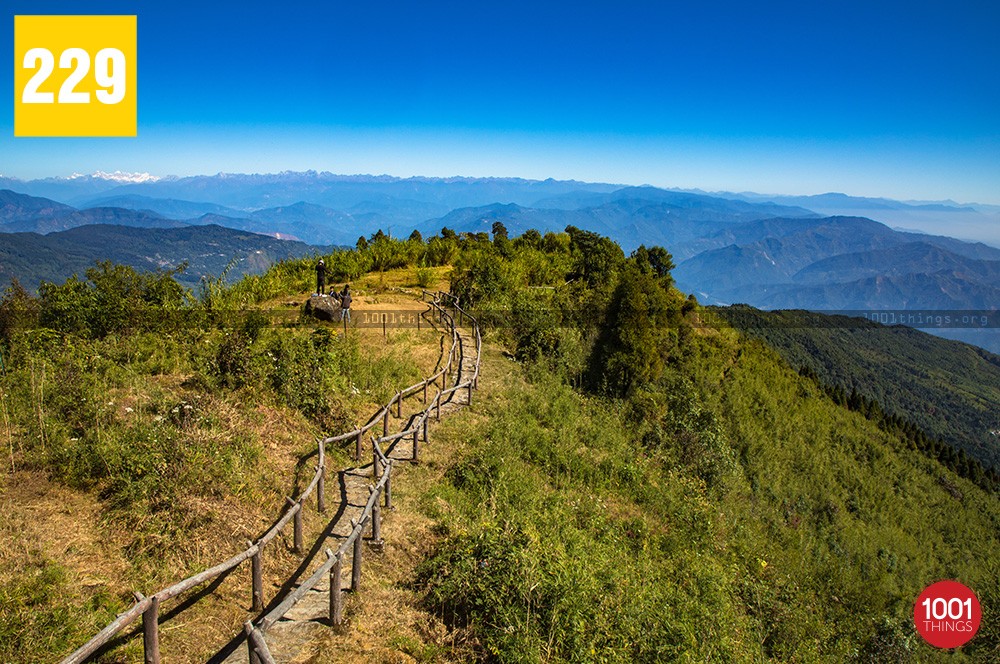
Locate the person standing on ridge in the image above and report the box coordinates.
[316,258,326,295]
[340,283,352,322]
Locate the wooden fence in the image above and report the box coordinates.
[60,291,481,664]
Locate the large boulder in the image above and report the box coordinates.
[304,294,342,321]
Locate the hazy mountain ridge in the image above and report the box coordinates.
[0,190,76,227]
[82,194,245,219]
[792,242,1000,285]
[0,223,326,290]
[417,194,817,252]
[674,216,1000,319]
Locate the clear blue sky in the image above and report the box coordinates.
[3,0,999,203]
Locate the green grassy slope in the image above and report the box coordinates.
[710,307,1000,470]
[417,327,1000,662]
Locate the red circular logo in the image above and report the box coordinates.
[914,580,981,649]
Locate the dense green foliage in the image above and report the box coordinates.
[0,222,327,292]
[418,230,1000,661]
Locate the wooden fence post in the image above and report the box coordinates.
[423,415,429,443]
[369,486,382,542]
[397,392,402,418]
[436,394,441,421]
[245,622,261,664]
[412,427,419,462]
[356,430,363,461]
[468,382,473,406]
[351,520,363,592]
[330,551,343,626]
[287,498,302,553]
[142,595,160,664]
[382,314,387,339]
[373,444,381,480]
[384,466,392,509]
[317,441,326,513]
[317,465,326,513]
[250,541,263,612]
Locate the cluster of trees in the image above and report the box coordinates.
[1,261,188,340]
[448,222,690,398]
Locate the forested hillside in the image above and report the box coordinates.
[709,307,1000,474]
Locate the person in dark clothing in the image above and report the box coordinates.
[316,259,326,295]
[340,284,352,322]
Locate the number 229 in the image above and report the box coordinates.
[22,47,126,105]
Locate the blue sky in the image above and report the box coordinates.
[3,1,999,203]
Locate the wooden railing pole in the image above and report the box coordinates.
[330,552,343,626]
[287,497,302,553]
[384,466,392,509]
[317,439,325,513]
[369,486,382,542]
[142,596,160,664]
[250,541,263,613]
[351,521,363,592]
[58,293,481,661]
[317,464,326,513]
[245,622,261,664]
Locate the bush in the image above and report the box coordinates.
[38,262,189,338]
[415,266,434,289]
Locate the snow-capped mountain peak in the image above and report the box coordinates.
[69,170,161,183]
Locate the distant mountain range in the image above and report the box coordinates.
[0,222,326,291]
[672,216,1000,306]
[727,191,1000,247]
[1,172,996,352]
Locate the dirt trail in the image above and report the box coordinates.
[216,314,478,664]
